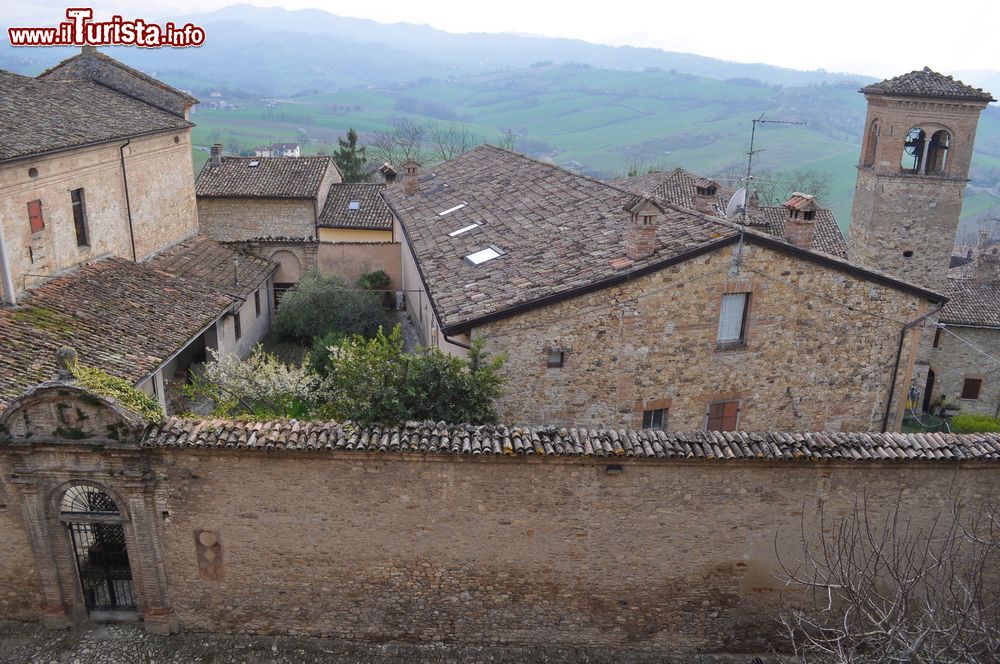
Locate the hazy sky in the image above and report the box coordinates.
[6,1,999,77]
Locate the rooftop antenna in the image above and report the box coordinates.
[729,114,807,276]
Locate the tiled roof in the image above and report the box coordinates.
[612,168,849,258]
[147,235,275,301]
[385,146,740,331]
[0,70,192,162]
[195,156,332,198]
[0,257,236,408]
[941,278,1000,328]
[318,183,393,230]
[145,417,1000,462]
[861,67,995,102]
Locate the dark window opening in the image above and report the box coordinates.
[717,292,750,345]
[27,200,44,233]
[926,130,950,174]
[960,378,982,400]
[932,328,942,349]
[546,350,564,368]
[233,310,242,341]
[71,188,89,247]
[707,400,740,431]
[902,127,926,174]
[696,185,717,196]
[254,290,261,318]
[903,250,914,258]
[802,210,815,221]
[642,408,666,430]
[641,214,655,226]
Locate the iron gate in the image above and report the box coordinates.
[68,521,136,610]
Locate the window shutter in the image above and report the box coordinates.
[27,200,44,233]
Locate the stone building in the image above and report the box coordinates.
[196,149,400,294]
[0,48,276,412]
[387,145,942,432]
[0,379,997,648]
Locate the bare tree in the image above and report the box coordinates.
[367,118,428,167]
[428,121,474,162]
[776,491,1000,663]
[497,127,517,151]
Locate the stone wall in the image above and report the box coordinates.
[0,130,197,295]
[197,198,317,243]
[475,241,927,431]
[1,438,996,653]
[0,478,40,621]
[928,326,1000,417]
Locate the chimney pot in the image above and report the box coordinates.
[692,178,720,215]
[402,159,421,195]
[210,144,223,167]
[783,193,818,249]
[623,196,661,261]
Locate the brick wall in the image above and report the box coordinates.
[1,441,996,653]
[197,198,317,242]
[0,478,39,620]
[474,241,927,431]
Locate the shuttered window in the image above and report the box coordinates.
[27,200,44,233]
[717,293,749,343]
[960,378,982,400]
[707,400,740,431]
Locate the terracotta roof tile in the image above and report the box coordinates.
[0,257,236,407]
[0,70,192,162]
[196,156,332,198]
[941,278,1000,328]
[144,417,1000,462]
[147,235,275,301]
[318,183,393,230]
[862,67,994,102]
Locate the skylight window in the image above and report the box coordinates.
[348,201,360,211]
[448,223,480,237]
[438,203,467,216]
[248,160,260,167]
[465,246,503,265]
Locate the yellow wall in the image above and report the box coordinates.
[318,228,393,243]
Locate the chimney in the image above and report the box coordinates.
[210,143,223,167]
[402,159,421,195]
[692,178,720,215]
[747,190,760,215]
[623,196,663,261]
[379,163,398,185]
[783,193,819,249]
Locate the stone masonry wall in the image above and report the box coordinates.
[929,326,1000,417]
[0,130,196,295]
[0,477,40,620]
[476,241,927,431]
[197,198,316,243]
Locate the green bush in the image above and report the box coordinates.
[273,270,388,344]
[356,270,391,291]
[951,413,1000,433]
[322,325,506,425]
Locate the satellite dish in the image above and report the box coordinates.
[725,187,747,221]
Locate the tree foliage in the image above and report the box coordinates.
[186,347,328,419]
[322,326,506,425]
[777,491,1000,663]
[272,270,388,344]
[333,128,368,183]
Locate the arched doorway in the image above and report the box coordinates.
[60,485,135,612]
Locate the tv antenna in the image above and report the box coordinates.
[729,114,807,275]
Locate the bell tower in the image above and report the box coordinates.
[848,68,994,292]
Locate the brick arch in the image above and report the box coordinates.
[863,119,879,167]
[269,250,302,283]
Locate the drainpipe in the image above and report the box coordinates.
[882,304,944,432]
[119,139,137,261]
[0,223,16,305]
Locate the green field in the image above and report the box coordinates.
[188,64,1000,231]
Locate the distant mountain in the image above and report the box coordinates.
[0,4,876,97]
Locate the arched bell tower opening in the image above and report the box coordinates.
[848,67,994,293]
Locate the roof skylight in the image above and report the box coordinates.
[438,203,467,216]
[448,223,480,237]
[348,201,360,210]
[248,160,260,167]
[465,246,503,265]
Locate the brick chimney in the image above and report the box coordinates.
[692,178,720,215]
[623,196,664,261]
[210,143,223,167]
[782,193,819,249]
[402,159,421,196]
[379,163,398,185]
